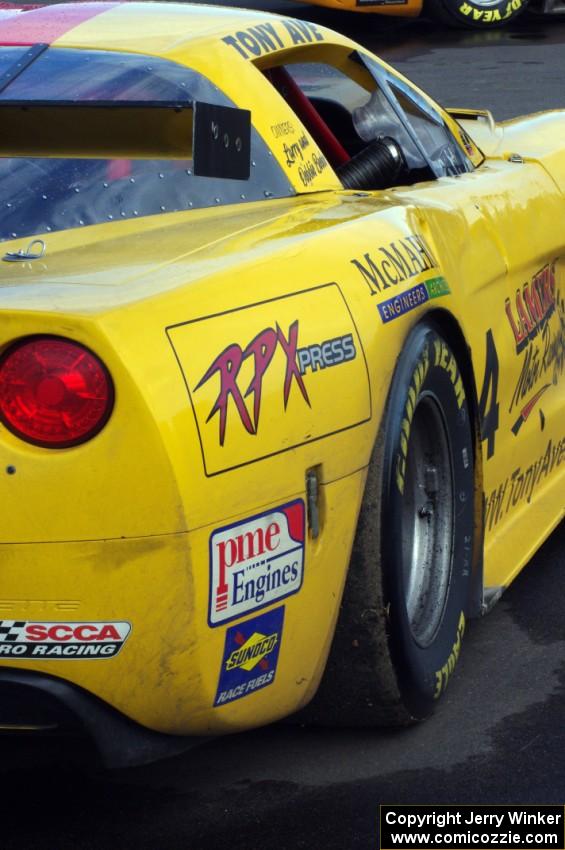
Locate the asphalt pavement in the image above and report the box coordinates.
[2,520,564,849]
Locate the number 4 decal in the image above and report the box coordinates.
[478,329,499,459]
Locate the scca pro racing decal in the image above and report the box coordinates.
[214,607,284,706]
[209,500,304,626]
[0,621,131,659]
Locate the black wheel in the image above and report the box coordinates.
[425,0,527,27]
[304,323,474,726]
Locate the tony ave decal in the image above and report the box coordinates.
[221,20,324,61]
[484,434,565,531]
[209,500,304,626]
[214,606,284,706]
[0,621,131,659]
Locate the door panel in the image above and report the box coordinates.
[389,157,565,588]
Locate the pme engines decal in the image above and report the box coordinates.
[0,621,131,659]
[209,500,304,626]
[214,606,284,706]
[167,283,371,475]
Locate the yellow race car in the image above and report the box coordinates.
[0,2,563,767]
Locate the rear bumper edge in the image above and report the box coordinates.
[0,668,208,768]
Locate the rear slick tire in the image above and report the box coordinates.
[305,323,475,726]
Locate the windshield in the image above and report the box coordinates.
[0,48,292,242]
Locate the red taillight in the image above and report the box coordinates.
[0,336,114,448]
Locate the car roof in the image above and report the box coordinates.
[0,2,355,58]
[0,2,361,194]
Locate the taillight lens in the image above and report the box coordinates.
[0,336,114,448]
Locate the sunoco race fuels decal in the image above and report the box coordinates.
[214,606,284,706]
[209,500,304,627]
[0,621,131,659]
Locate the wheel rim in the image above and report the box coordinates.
[400,393,454,648]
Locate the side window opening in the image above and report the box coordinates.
[266,59,434,192]
[361,54,474,178]
[264,55,474,192]
[264,66,350,171]
[389,82,471,178]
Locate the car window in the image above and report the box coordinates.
[361,54,474,178]
[285,62,371,114]
[0,48,293,243]
[1,47,198,102]
[0,46,29,86]
[268,60,433,189]
[389,82,471,177]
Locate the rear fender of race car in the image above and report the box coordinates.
[0,187,521,739]
[0,201,379,737]
[0,309,207,735]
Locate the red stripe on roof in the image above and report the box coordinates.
[0,3,119,46]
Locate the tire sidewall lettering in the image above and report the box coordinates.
[383,325,475,714]
[456,0,523,23]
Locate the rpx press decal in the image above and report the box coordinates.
[209,500,304,627]
[0,621,131,659]
[214,607,284,706]
[167,283,371,477]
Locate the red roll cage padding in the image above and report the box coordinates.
[265,66,350,170]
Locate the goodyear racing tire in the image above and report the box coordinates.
[304,323,474,726]
[424,0,527,28]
